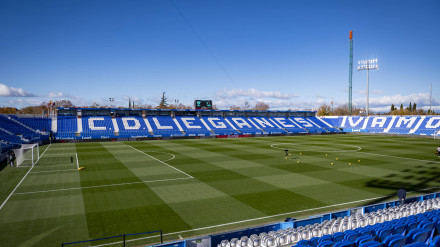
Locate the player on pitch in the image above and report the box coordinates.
[435,146,440,158]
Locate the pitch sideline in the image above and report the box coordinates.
[92,186,440,247]
[0,144,51,211]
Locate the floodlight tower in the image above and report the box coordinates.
[348,31,353,115]
[357,59,378,116]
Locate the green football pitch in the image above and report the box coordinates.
[1,135,440,247]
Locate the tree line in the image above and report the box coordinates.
[0,92,271,114]
[317,102,437,116]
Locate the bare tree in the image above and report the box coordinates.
[243,101,251,110]
[168,103,191,109]
[317,105,331,116]
[0,107,18,114]
[253,101,269,111]
[229,105,241,110]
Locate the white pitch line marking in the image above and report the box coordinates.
[30,169,78,174]
[271,143,362,152]
[359,151,440,164]
[0,144,51,211]
[128,145,193,178]
[91,187,440,247]
[75,153,79,169]
[12,177,192,195]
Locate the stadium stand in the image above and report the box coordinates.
[56,116,77,139]
[175,116,212,136]
[249,117,287,134]
[270,117,307,134]
[9,115,51,132]
[4,109,439,140]
[116,116,152,138]
[216,198,440,247]
[0,114,48,142]
[308,117,342,133]
[201,117,240,135]
[289,117,327,133]
[82,116,118,139]
[226,117,263,135]
[147,116,185,137]
[0,128,23,144]
[323,116,440,136]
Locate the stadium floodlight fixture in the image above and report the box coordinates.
[357,58,378,116]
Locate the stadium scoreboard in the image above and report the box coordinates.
[194,100,212,110]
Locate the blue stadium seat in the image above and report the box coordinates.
[355,235,375,246]
[394,224,406,235]
[309,237,320,246]
[147,116,184,137]
[317,241,334,247]
[201,117,239,135]
[406,229,430,244]
[343,231,358,242]
[332,232,345,242]
[428,235,440,247]
[295,239,310,246]
[375,227,393,241]
[175,116,212,136]
[406,222,419,232]
[384,234,407,247]
[403,243,427,247]
[226,117,262,134]
[359,241,384,247]
[249,117,287,134]
[320,116,440,137]
[332,241,354,247]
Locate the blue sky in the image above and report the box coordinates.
[0,0,439,112]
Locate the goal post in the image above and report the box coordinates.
[13,143,39,167]
[434,130,440,140]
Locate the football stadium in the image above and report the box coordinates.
[1,1,440,247]
[1,110,440,247]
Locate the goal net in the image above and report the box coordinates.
[13,143,39,167]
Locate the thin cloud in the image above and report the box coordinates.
[353,93,438,107]
[48,92,65,98]
[0,84,36,97]
[216,88,298,100]
[356,89,384,95]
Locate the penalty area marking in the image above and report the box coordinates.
[0,144,51,211]
[271,143,362,152]
[12,177,193,195]
[138,151,176,162]
[128,145,192,178]
[359,151,440,164]
[91,186,440,247]
[30,169,78,174]
[75,153,79,169]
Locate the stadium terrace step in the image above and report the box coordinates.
[217,198,440,247]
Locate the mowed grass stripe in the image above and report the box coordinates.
[76,142,192,240]
[0,143,91,247]
[14,143,81,193]
[101,142,189,181]
[144,139,327,215]
[124,141,268,228]
[175,138,383,206]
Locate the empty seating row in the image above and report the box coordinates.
[0,115,49,144]
[8,115,51,132]
[322,116,440,136]
[217,198,440,247]
[52,116,334,139]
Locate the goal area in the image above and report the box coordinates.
[13,143,39,167]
